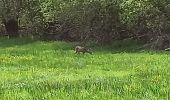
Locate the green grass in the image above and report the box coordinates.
[0,38,169,100]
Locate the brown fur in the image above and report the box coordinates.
[75,46,92,54]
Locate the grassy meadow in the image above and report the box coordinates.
[0,38,169,100]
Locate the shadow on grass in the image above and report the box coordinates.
[0,37,36,48]
[90,39,168,54]
[89,40,142,53]
[0,37,168,54]
[52,41,75,51]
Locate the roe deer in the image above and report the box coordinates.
[75,46,92,54]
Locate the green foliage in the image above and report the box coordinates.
[120,0,170,35]
[0,38,169,99]
[120,0,146,28]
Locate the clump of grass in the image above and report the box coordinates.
[0,38,169,99]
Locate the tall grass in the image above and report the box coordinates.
[0,38,169,100]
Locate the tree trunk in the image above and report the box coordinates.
[3,18,19,38]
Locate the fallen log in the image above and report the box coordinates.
[165,48,170,51]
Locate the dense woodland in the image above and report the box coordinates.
[0,0,170,49]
